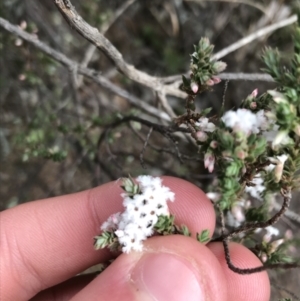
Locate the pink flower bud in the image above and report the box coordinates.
[285,229,293,240]
[261,253,268,263]
[190,82,199,93]
[236,150,246,160]
[19,21,27,30]
[210,140,218,149]
[196,131,208,142]
[251,88,258,98]
[212,76,221,84]
[231,206,245,222]
[205,79,214,86]
[18,74,26,81]
[204,153,215,173]
[250,102,257,109]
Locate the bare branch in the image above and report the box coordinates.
[184,0,267,15]
[140,127,153,168]
[160,72,275,84]
[0,17,171,122]
[53,0,185,98]
[219,73,274,82]
[212,14,298,61]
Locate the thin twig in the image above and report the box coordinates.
[184,0,267,15]
[128,123,196,162]
[271,283,300,300]
[221,80,229,115]
[140,127,153,168]
[219,73,274,82]
[104,130,122,170]
[68,65,82,124]
[160,72,275,84]
[157,91,177,118]
[212,14,298,61]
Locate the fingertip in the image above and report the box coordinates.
[207,242,271,301]
[71,235,227,301]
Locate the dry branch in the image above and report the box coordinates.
[53,0,185,98]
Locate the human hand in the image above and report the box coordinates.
[1,177,270,301]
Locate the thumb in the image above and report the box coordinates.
[71,235,228,301]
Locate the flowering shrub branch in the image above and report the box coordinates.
[174,28,300,273]
[94,26,300,276]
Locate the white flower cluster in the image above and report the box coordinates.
[221,109,269,135]
[101,176,175,253]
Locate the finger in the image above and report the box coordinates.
[207,242,270,301]
[30,274,95,301]
[70,235,227,301]
[1,176,215,300]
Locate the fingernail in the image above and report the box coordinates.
[131,253,204,301]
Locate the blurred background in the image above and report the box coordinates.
[0,0,299,299]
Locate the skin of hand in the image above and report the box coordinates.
[0,176,270,301]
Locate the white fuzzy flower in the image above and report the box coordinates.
[245,175,266,200]
[195,117,216,132]
[221,109,271,135]
[222,109,257,134]
[264,226,280,243]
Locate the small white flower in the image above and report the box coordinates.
[206,192,220,202]
[245,175,265,200]
[263,226,280,243]
[195,117,216,132]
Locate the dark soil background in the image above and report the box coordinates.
[1,0,299,299]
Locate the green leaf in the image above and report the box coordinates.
[197,229,210,243]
